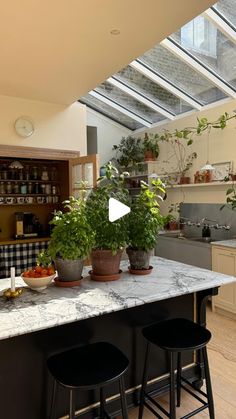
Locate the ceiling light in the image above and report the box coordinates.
[110,29,120,35]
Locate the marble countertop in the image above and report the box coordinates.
[0,256,235,341]
[211,239,236,248]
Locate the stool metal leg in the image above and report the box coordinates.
[169,352,176,419]
[202,346,215,419]
[177,352,181,408]
[69,389,75,419]
[49,379,57,419]
[138,342,150,419]
[100,387,106,419]
[119,375,128,419]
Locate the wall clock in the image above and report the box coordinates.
[14,117,34,138]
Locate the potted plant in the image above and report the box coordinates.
[86,162,130,281]
[47,194,95,284]
[143,132,160,161]
[112,135,143,169]
[126,179,165,274]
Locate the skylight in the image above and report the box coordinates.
[80,0,236,131]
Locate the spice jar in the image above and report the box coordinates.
[20,183,27,194]
[41,167,49,181]
[0,182,5,194]
[52,185,57,195]
[28,182,33,194]
[6,182,12,194]
[13,182,19,194]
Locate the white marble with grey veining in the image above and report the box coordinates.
[0,256,235,341]
[212,239,236,248]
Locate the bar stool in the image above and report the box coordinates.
[47,342,129,419]
[139,318,214,419]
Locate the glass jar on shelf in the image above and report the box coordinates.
[2,165,7,180]
[20,183,27,194]
[24,165,30,181]
[19,168,24,181]
[6,182,12,194]
[0,182,5,194]
[13,182,19,194]
[51,166,58,181]
[40,184,46,194]
[52,185,57,195]
[28,182,33,194]
[41,167,49,181]
[32,166,38,180]
[45,184,51,195]
[34,182,39,194]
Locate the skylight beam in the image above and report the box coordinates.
[204,8,236,46]
[89,91,151,127]
[107,77,175,120]
[130,60,202,110]
[161,38,236,99]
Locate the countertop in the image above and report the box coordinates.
[211,239,236,248]
[0,237,50,245]
[0,256,235,341]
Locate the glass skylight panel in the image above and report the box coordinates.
[171,15,236,89]
[94,82,166,124]
[214,0,236,28]
[115,66,193,115]
[140,44,227,104]
[80,95,144,130]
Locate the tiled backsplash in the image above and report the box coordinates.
[180,203,236,240]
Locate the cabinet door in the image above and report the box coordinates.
[69,155,99,197]
[212,247,236,313]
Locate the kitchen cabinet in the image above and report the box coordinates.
[0,145,98,241]
[212,246,236,316]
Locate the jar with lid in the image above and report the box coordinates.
[32,167,38,180]
[0,182,5,194]
[41,167,49,181]
[28,182,33,194]
[13,182,19,194]
[20,183,27,194]
[51,166,58,181]
[6,182,12,194]
[45,184,51,195]
[34,182,39,194]
[52,185,57,195]
[40,184,46,194]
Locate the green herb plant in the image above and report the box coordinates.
[86,162,130,254]
[48,195,95,260]
[128,179,165,251]
[37,251,52,267]
[143,132,160,158]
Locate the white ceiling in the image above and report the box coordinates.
[0,0,215,105]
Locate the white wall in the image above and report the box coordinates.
[86,108,131,165]
[0,95,87,154]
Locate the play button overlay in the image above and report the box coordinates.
[109,198,130,222]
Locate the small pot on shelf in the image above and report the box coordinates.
[126,247,152,275]
[144,150,156,161]
[179,176,190,185]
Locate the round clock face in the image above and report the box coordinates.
[14,117,34,138]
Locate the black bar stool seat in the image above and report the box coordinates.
[47,342,129,419]
[142,317,211,352]
[139,318,215,419]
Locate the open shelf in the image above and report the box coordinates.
[166,181,232,189]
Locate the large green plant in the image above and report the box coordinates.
[113,135,143,168]
[48,195,95,260]
[128,180,165,251]
[86,162,130,253]
[143,132,160,158]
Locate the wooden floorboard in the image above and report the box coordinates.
[123,307,236,418]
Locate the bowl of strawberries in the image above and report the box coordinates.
[21,265,56,291]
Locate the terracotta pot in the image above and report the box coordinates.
[144,150,156,161]
[126,247,150,271]
[168,221,179,231]
[54,257,84,281]
[90,249,122,276]
[179,176,190,185]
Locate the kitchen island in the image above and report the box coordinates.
[0,256,235,418]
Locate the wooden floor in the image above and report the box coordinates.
[127,307,236,418]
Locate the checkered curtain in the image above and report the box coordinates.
[0,241,49,278]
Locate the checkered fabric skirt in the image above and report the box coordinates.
[0,241,49,278]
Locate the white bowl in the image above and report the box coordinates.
[21,273,56,291]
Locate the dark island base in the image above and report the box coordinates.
[0,291,212,419]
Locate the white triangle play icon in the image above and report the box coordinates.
[109,198,130,222]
